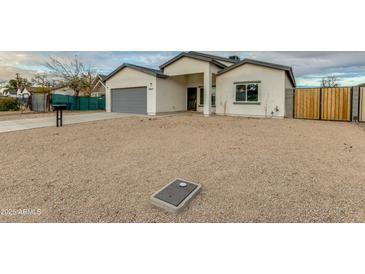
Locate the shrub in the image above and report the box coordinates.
[0,97,19,111]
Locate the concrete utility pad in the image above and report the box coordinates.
[151,179,201,213]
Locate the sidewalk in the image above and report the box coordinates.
[0,112,136,133]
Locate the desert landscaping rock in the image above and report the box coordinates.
[1,114,365,222]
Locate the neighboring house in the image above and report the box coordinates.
[50,74,106,97]
[3,89,18,97]
[0,82,7,95]
[51,86,76,96]
[103,51,296,117]
[90,74,106,97]
[17,87,31,97]
[4,86,43,97]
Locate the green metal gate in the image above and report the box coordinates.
[51,94,105,110]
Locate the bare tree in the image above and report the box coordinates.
[32,73,53,92]
[45,56,97,96]
[321,75,339,87]
[81,71,97,96]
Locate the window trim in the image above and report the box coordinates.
[234,82,260,103]
[234,80,261,84]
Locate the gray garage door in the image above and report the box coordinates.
[111,87,147,114]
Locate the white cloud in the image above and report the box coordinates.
[0,65,40,81]
[1,51,365,86]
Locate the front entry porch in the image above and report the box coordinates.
[168,72,216,115]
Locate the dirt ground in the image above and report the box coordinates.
[1,114,365,223]
[0,110,104,121]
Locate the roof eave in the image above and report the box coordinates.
[159,52,227,70]
[103,63,126,83]
[288,69,296,87]
[103,63,167,82]
[159,52,186,69]
[188,51,239,64]
[211,60,227,69]
[217,59,296,87]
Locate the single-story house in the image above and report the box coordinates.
[3,88,17,97]
[90,74,106,97]
[51,74,107,97]
[51,86,76,96]
[0,82,7,95]
[17,87,31,97]
[103,51,296,117]
[3,87,32,97]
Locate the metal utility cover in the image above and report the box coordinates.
[151,179,201,213]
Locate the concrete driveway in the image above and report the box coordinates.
[0,112,137,133]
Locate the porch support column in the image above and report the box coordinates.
[105,86,111,112]
[203,67,212,117]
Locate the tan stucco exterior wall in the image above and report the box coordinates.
[105,67,157,115]
[216,63,286,118]
[156,77,186,112]
[285,73,294,89]
[163,57,210,76]
[163,56,222,76]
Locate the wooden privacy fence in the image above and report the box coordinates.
[294,87,352,121]
[321,88,351,121]
[294,88,321,119]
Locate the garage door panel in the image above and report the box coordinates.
[111,87,147,114]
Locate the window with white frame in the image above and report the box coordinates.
[235,83,259,102]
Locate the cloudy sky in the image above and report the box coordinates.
[1,51,365,87]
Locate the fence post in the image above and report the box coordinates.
[319,88,322,120]
[292,88,295,118]
[357,87,360,122]
[350,87,353,122]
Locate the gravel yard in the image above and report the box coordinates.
[1,114,365,222]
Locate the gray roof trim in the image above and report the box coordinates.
[188,51,239,64]
[103,63,167,82]
[159,52,227,69]
[217,58,296,86]
[209,59,228,69]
